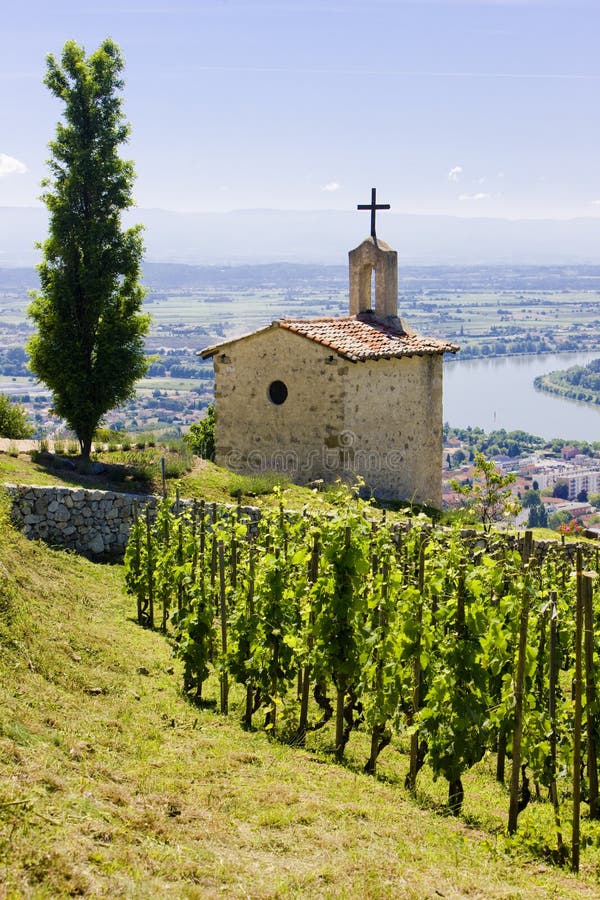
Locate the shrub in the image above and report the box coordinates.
[0,393,34,439]
[123,452,155,483]
[94,426,125,444]
[228,472,290,498]
[187,405,215,461]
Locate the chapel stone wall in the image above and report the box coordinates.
[342,354,444,508]
[213,327,348,484]
[212,325,444,506]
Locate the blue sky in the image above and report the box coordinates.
[1,0,599,219]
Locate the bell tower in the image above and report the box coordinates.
[349,188,398,319]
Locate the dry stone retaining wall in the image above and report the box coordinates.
[5,484,157,559]
[4,484,263,559]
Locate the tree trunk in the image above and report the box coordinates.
[448,777,464,816]
[79,434,93,460]
[364,724,391,776]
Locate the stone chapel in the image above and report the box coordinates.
[201,191,458,508]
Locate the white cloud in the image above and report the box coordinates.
[448,166,463,182]
[321,181,341,192]
[0,153,27,178]
[591,200,600,206]
[459,192,491,201]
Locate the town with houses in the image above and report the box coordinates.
[443,438,600,533]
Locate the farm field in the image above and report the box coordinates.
[2,493,600,898]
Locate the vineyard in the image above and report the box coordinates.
[124,491,600,873]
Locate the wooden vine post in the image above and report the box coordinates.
[176,516,184,615]
[243,546,256,730]
[160,500,170,633]
[160,456,166,499]
[548,590,565,861]
[507,529,533,835]
[198,500,206,600]
[407,532,426,793]
[131,502,142,624]
[334,526,352,763]
[297,531,320,746]
[572,549,584,872]
[268,548,282,733]
[448,564,466,815]
[210,505,218,610]
[145,505,154,629]
[219,540,229,715]
[190,499,198,583]
[365,558,389,777]
[583,571,599,819]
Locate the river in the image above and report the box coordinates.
[443,350,600,442]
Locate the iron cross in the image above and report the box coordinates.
[357,187,390,241]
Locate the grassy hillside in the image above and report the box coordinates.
[0,445,338,511]
[1,493,600,898]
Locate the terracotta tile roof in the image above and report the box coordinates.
[200,314,459,362]
[278,314,459,362]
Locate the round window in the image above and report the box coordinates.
[268,380,288,405]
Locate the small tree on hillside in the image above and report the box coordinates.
[451,452,520,532]
[27,39,149,459]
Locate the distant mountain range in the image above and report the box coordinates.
[2,205,600,267]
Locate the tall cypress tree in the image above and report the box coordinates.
[28,39,149,458]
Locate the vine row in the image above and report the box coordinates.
[124,493,600,869]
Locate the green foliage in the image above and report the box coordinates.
[522,488,542,508]
[444,425,546,458]
[162,448,194,479]
[552,481,569,500]
[27,39,150,458]
[548,509,574,531]
[124,492,600,845]
[527,503,548,528]
[451,452,521,532]
[0,394,33,439]
[187,404,215,460]
[228,471,290,498]
[535,357,600,405]
[94,426,125,444]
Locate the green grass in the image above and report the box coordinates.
[0,449,155,495]
[1,503,600,897]
[0,447,354,515]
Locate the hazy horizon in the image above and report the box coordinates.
[3,205,600,268]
